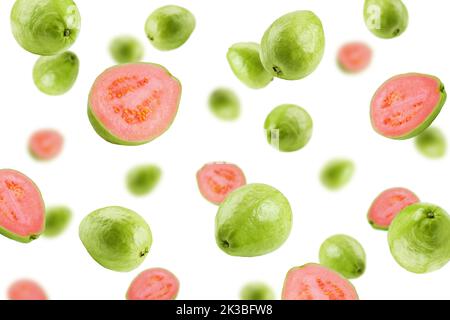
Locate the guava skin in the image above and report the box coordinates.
[260,11,325,80]
[11,0,81,55]
[320,159,355,190]
[209,88,241,121]
[110,36,144,64]
[227,43,273,89]
[240,282,275,300]
[415,127,446,159]
[319,235,366,279]
[79,206,153,272]
[264,104,313,152]
[44,206,72,238]
[215,183,292,257]
[126,164,161,196]
[145,5,196,51]
[364,0,408,39]
[388,203,450,274]
[33,51,79,96]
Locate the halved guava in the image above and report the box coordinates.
[368,187,419,230]
[0,169,45,243]
[88,63,182,145]
[196,162,246,204]
[8,279,47,300]
[282,264,358,300]
[29,129,64,161]
[337,42,372,73]
[126,268,179,300]
[370,73,446,139]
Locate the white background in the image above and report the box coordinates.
[0,0,449,300]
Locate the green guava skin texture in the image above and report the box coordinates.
[364,0,408,39]
[11,0,81,56]
[264,104,313,152]
[320,159,355,190]
[215,183,292,257]
[415,127,446,159]
[227,43,273,89]
[260,11,325,80]
[44,206,72,238]
[240,282,275,300]
[79,206,153,272]
[209,88,241,121]
[110,36,144,64]
[388,203,450,274]
[145,5,196,51]
[126,165,162,196]
[33,51,79,96]
[319,235,366,279]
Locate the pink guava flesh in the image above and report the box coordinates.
[371,74,445,139]
[337,42,372,73]
[0,169,45,241]
[282,264,358,300]
[8,280,47,300]
[29,129,64,160]
[89,63,181,144]
[368,187,419,230]
[127,268,179,300]
[196,163,246,204]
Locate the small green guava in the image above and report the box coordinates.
[79,206,153,272]
[264,104,313,152]
[227,42,273,89]
[11,0,81,55]
[110,36,144,64]
[319,234,366,279]
[388,203,450,274]
[215,183,292,257]
[415,127,446,159]
[145,5,196,51]
[240,282,275,300]
[33,51,79,95]
[126,164,162,196]
[320,159,355,190]
[260,11,325,80]
[364,0,409,39]
[209,88,241,121]
[44,206,72,238]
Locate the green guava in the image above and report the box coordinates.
[33,51,79,96]
[44,206,72,238]
[240,282,275,300]
[364,0,408,39]
[110,36,144,64]
[145,5,196,51]
[126,164,161,196]
[227,43,273,89]
[264,104,313,152]
[388,203,450,273]
[209,88,241,121]
[11,0,81,55]
[215,183,292,257]
[320,159,355,190]
[79,206,153,272]
[260,11,325,80]
[319,234,366,279]
[415,127,446,159]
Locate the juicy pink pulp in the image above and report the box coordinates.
[89,63,181,142]
[127,268,179,300]
[368,187,419,229]
[8,280,47,300]
[371,74,441,138]
[282,264,358,300]
[197,163,246,204]
[29,129,63,160]
[338,42,372,73]
[0,169,45,237]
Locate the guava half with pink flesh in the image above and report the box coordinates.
[368,187,419,230]
[282,264,358,300]
[337,42,372,73]
[126,268,179,300]
[196,162,246,204]
[371,73,446,139]
[88,63,182,145]
[0,169,45,243]
[8,279,47,300]
[29,129,64,161]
